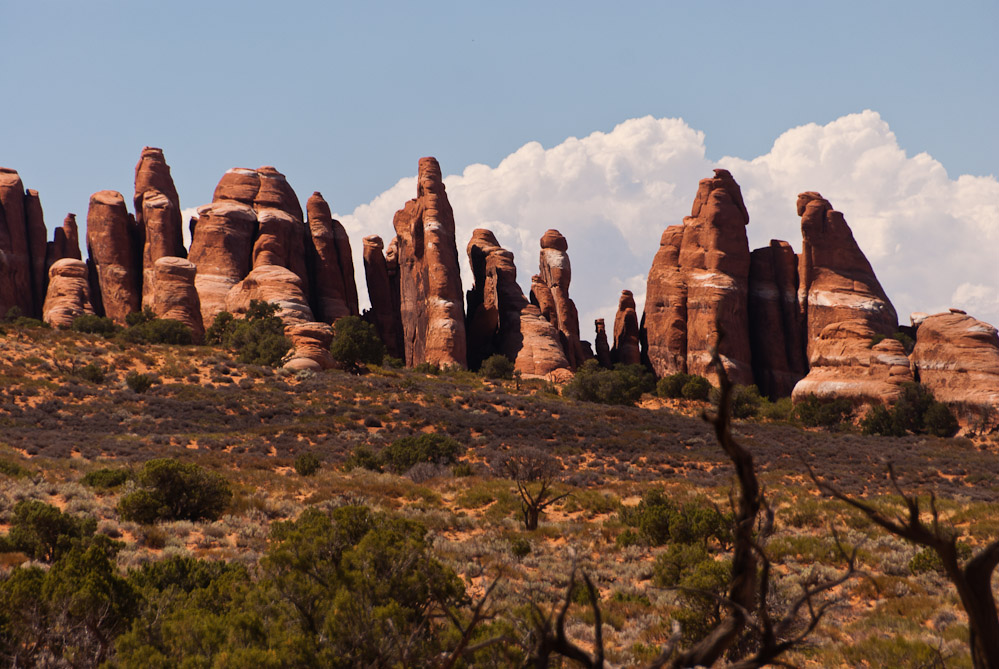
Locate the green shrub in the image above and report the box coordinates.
[795,395,854,427]
[509,536,532,559]
[480,353,515,380]
[861,404,905,437]
[81,468,131,490]
[205,301,291,367]
[760,396,795,421]
[330,315,385,373]
[620,490,731,548]
[909,543,972,573]
[77,362,105,384]
[657,373,691,399]
[413,362,440,375]
[652,542,711,588]
[125,371,154,394]
[7,500,97,562]
[862,383,958,438]
[924,401,959,437]
[0,458,30,479]
[730,385,765,419]
[382,433,464,474]
[564,360,655,405]
[118,459,232,523]
[294,452,322,477]
[70,314,119,336]
[893,382,936,433]
[451,462,474,477]
[343,446,384,472]
[681,375,711,401]
[121,310,193,345]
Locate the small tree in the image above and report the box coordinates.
[118,459,232,523]
[500,448,570,531]
[480,353,515,380]
[329,315,385,374]
[205,301,291,367]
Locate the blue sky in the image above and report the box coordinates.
[3,1,997,326]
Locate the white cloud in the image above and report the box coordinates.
[339,111,999,339]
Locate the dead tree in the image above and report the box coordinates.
[811,464,999,668]
[526,342,856,668]
[501,448,571,531]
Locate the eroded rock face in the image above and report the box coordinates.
[225,264,314,324]
[0,168,40,316]
[46,214,82,274]
[911,311,999,428]
[24,190,47,315]
[392,157,466,368]
[612,290,642,365]
[791,319,913,404]
[42,258,94,328]
[152,257,204,342]
[362,235,404,359]
[86,190,140,324]
[535,229,585,369]
[283,321,335,371]
[642,170,753,385]
[748,240,807,399]
[465,228,571,377]
[253,207,308,290]
[308,192,357,323]
[134,147,181,221]
[140,190,185,308]
[797,192,897,356]
[594,319,611,368]
[188,201,257,326]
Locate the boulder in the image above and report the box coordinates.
[791,319,913,404]
[465,228,571,377]
[188,201,257,326]
[642,169,753,385]
[42,258,94,328]
[282,321,335,371]
[535,229,585,368]
[362,235,404,359]
[797,191,897,357]
[86,190,141,324]
[748,240,807,399]
[612,290,642,365]
[911,311,999,429]
[225,264,314,324]
[594,319,611,368]
[307,192,357,322]
[151,257,204,342]
[392,157,466,368]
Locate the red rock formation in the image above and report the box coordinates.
[283,322,335,371]
[797,191,897,356]
[535,229,586,368]
[253,208,309,290]
[612,290,642,365]
[791,319,913,404]
[254,166,304,222]
[748,240,807,399]
[86,190,141,324]
[140,190,185,308]
[24,190,47,315]
[642,170,753,385]
[465,228,571,377]
[0,168,35,316]
[911,310,999,429]
[46,214,82,275]
[392,157,466,368]
[362,235,404,359]
[225,264,314,324]
[594,319,611,368]
[151,257,204,342]
[212,168,260,205]
[42,258,94,328]
[188,201,257,326]
[134,147,181,221]
[530,275,558,325]
[307,192,357,323]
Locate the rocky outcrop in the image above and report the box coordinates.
[225,264,313,324]
[612,290,642,365]
[791,319,913,404]
[911,311,999,428]
[307,192,357,323]
[748,240,807,399]
[0,168,48,317]
[790,192,901,403]
[134,147,181,220]
[188,201,257,326]
[530,275,558,325]
[535,229,585,369]
[642,170,753,385]
[594,319,611,368]
[151,257,204,342]
[465,228,571,377]
[362,235,404,359]
[86,190,140,324]
[392,157,466,368]
[140,190,185,308]
[253,207,309,290]
[46,214,82,273]
[42,259,94,328]
[282,322,335,371]
[797,192,897,356]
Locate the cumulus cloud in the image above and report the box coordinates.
[339,111,999,337]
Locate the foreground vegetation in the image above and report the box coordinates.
[1,320,998,666]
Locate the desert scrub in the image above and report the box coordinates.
[294,452,322,477]
[117,459,232,523]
